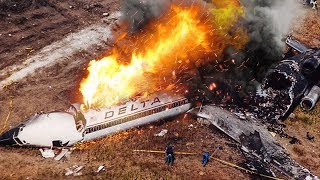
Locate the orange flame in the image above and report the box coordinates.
[80,2,247,109]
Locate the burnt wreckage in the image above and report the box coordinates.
[188,37,319,179]
[0,37,319,179]
[255,37,320,121]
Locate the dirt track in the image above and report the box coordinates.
[0,0,319,179]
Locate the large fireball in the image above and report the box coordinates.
[80,2,247,109]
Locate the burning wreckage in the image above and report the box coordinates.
[0,37,319,179]
[0,1,319,179]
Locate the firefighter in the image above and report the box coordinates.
[202,152,210,167]
[165,145,175,165]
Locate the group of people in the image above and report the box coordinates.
[164,146,211,167]
[303,0,318,10]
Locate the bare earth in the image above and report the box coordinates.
[0,0,319,179]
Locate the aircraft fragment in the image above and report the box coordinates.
[252,37,320,121]
[54,149,69,161]
[0,91,191,147]
[96,165,105,173]
[154,129,168,137]
[65,165,84,176]
[188,105,318,179]
[39,148,55,159]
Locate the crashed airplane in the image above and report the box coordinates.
[0,91,191,147]
[0,37,319,179]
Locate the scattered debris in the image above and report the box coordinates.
[102,12,109,17]
[65,165,84,176]
[311,0,318,10]
[154,129,168,137]
[307,132,315,141]
[54,149,69,161]
[96,165,105,173]
[289,137,300,144]
[39,148,55,158]
[189,105,318,179]
[270,132,277,137]
[289,113,296,119]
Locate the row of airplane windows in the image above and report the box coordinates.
[85,99,189,134]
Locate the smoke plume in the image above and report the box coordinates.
[198,0,305,105]
[241,0,304,79]
[233,0,304,82]
[120,0,171,33]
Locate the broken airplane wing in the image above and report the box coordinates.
[188,105,318,180]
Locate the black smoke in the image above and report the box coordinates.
[194,0,306,113]
[120,0,171,33]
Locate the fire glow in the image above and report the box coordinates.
[80,1,247,109]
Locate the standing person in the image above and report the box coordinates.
[165,145,175,165]
[202,152,210,167]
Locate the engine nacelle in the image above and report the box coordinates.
[301,85,320,111]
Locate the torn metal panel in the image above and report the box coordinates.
[54,149,69,161]
[285,37,310,53]
[189,105,318,179]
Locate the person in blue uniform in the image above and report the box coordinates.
[202,152,210,167]
[165,145,175,165]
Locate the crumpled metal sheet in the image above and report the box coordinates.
[189,105,318,179]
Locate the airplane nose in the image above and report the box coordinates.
[0,127,20,146]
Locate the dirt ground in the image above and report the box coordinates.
[0,0,319,179]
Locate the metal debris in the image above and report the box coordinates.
[96,165,105,173]
[102,12,109,17]
[307,132,315,141]
[65,165,84,176]
[154,129,168,137]
[189,105,318,179]
[39,148,55,158]
[54,149,69,161]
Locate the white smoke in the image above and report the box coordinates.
[259,0,305,46]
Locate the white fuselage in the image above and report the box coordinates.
[7,92,191,147]
[83,92,191,141]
